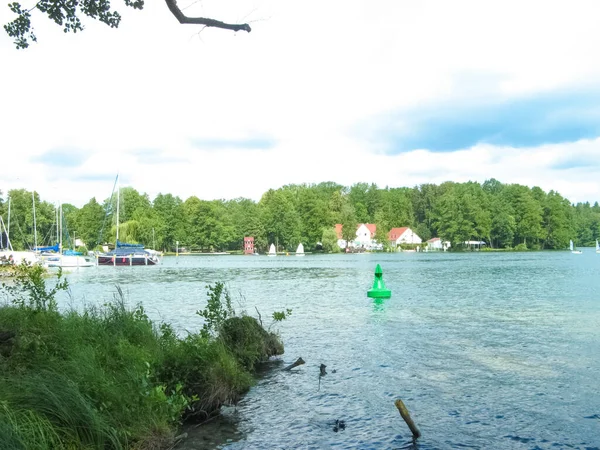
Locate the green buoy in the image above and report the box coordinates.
[367,264,391,299]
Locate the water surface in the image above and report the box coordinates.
[57,251,600,449]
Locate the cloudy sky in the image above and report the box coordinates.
[2,0,600,207]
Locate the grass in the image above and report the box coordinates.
[0,264,285,449]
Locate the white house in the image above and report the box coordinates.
[388,227,422,246]
[355,223,376,248]
[335,223,380,250]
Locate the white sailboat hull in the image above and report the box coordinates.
[45,255,95,268]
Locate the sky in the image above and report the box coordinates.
[2,0,600,207]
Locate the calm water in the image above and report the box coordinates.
[56,252,600,450]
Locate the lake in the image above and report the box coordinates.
[56,251,600,450]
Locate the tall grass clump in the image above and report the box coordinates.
[0,264,285,449]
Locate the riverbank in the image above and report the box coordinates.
[0,264,284,449]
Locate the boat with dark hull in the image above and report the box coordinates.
[97,241,159,266]
[96,175,160,267]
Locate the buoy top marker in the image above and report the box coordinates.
[367,263,391,298]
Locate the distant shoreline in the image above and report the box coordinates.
[160,248,585,256]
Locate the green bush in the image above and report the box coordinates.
[219,316,284,371]
[156,333,254,421]
[514,243,529,251]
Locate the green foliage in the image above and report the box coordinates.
[514,243,529,251]
[4,0,144,49]
[0,401,61,450]
[1,263,68,312]
[0,373,121,449]
[3,189,57,251]
[321,227,340,253]
[272,308,292,323]
[197,282,234,338]
[219,316,283,371]
[156,333,253,420]
[4,180,599,253]
[260,189,301,251]
[340,203,358,244]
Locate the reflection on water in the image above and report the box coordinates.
[56,252,600,449]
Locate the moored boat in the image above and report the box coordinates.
[97,176,160,266]
[97,244,159,266]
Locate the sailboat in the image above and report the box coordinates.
[570,240,582,254]
[268,243,277,257]
[596,240,599,254]
[97,176,160,266]
[295,243,305,256]
[44,203,94,268]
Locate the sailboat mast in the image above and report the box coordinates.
[115,178,120,246]
[32,191,38,250]
[59,203,63,253]
[56,203,59,248]
[7,195,10,242]
[0,217,12,251]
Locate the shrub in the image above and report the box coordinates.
[219,316,284,371]
[1,262,68,312]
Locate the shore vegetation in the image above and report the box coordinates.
[0,263,284,449]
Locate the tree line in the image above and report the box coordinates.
[1,179,599,252]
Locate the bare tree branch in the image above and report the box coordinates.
[165,0,251,32]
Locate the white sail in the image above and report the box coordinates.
[268,243,277,256]
[596,240,599,253]
[296,243,305,256]
[570,240,574,251]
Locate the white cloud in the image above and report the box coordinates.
[2,0,600,206]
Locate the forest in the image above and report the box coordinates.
[1,179,599,253]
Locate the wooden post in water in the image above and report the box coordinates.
[395,399,421,439]
[282,357,305,371]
